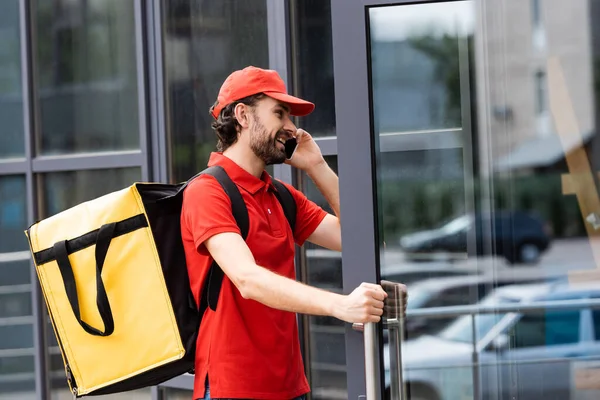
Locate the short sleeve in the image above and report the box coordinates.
[281,182,328,246]
[182,175,241,255]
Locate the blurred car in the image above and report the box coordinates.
[399,210,552,265]
[381,264,479,287]
[384,281,600,400]
[400,273,557,339]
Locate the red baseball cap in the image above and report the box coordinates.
[210,66,315,119]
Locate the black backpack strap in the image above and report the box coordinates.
[272,179,297,234]
[198,166,249,314]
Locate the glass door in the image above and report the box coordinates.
[369,2,477,399]
[332,1,478,398]
[334,0,600,399]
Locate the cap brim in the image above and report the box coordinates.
[264,92,315,117]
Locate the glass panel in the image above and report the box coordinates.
[509,311,580,348]
[301,156,346,400]
[0,0,24,159]
[0,292,32,318]
[163,0,269,183]
[34,0,140,155]
[292,0,336,138]
[39,168,140,218]
[0,259,30,287]
[369,1,600,399]
[0,176,27,253]
[0,175,32,397]
[0,325,33,351]
[0,355,35,395]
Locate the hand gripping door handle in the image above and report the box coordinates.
[355,282,406,400]
[53,222,116,336]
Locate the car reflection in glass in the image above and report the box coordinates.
[399,210,552,265]
[384,281,600,400]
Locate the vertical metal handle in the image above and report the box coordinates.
[363,322,381,400]
[387,283,406,400]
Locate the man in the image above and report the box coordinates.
[181,66,406,400]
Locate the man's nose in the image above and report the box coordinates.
[283,118,297,136]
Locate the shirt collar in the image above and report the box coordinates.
[207,152,275,194]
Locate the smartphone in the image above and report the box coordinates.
[284,137,298,160]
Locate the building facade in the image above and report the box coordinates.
[3,0,600,399]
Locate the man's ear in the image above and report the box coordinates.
[234,103,251,129]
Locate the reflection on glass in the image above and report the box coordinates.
[0,176,27,253]
[371,1,600,397]
[302,156,346,400]
[370,2,473,133]
[163,0,269,183]
[40,168,140,218]
[0,176,32,397]
[0,0,24,158]
[292,0,336,138]
[34,0,140,155]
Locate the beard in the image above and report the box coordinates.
[249,114,287,165]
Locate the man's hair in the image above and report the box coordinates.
[210,93,265,152]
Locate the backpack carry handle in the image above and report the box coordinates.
[53,222,116,337]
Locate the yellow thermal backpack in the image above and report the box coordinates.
[24,166,296,397]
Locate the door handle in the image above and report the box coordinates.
[363,322,381,400]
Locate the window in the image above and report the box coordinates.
[0,176,27,252]
[0,175,32,394]
[510,311,580,348]
[292,0,336,138]
[0,0,24,158]
[592,310,600,341]
[162,0,269,183]
[39,168,140,217]
[34,0,140,155]
[302,156,346,399]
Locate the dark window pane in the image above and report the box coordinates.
[302,155,347,399]
[0,260,30,286]
[511,311,580,348]
[0,355,34,376]
[35,0,140,155]
[40,168,140,217]
[0,291,32,318]
[163,0,269,183]
[292,0,336,138]
[0,0,24,158]
[0,355,35,394]
[593,310,600,341]
[0,176,27,253]
[0,324,33,350]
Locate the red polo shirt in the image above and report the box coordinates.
[181,152,327,400]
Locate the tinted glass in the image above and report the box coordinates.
[40,168,140,218]
[510,311,580,348]
[301,155,347,399]
[0,176,27,252]
[34,0,140,155]
[292,0,336,138]
[367,1,600,399]
[0,175,32,396]
[163,0,269,183]
[0,0,24,158]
